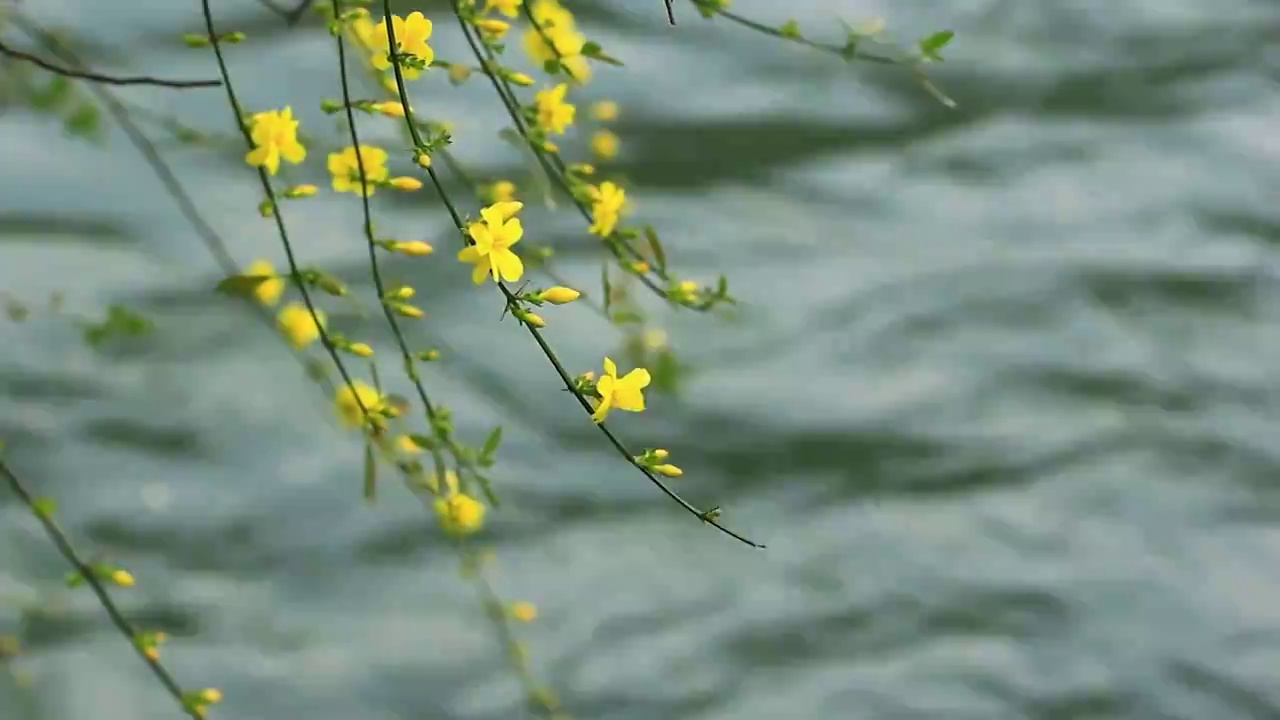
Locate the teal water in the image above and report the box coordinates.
[3,0,1280,718]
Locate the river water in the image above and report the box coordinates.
[2,0,1279,718]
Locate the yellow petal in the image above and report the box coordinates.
[494,249,524,282]
[622,368,651,389]
[602,356,617,378]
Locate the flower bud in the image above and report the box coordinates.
[653,463,683,477]
[539,286,580,305]
[387,240,433,256]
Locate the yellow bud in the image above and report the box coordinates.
[110,569,135,587]
[539,286,580,305]
[414,152,432,169]
[144,646,160,661]
[347,342,374,357]
[506,71,535,87]
[570,163,595,176]
[653,463,683,477]
[510,601,538,622]
[629,261,651,274]
[199,688,223,704]
[490,180,516,202]
[284,183,318,198]
[394,303,425,318]
[591,100,619,121]
[651,448,669,460]
[388,240,433,256]
[371,101,405,117]
[389,176,423,190]
[590,130,619,159]
[448,64,473,84]
[522,311,546,328]
[475,18,510,36]
[393,286,415,299]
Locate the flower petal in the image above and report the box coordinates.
[602,357,617,378]
[495,249,524,282]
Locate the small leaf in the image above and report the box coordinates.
[64,570,84,588]
[215,274,272,297]
[643,225,667,272]
[779,19,801,39]
[601,263,613,314]
[918,30,954,60]
[31,497,56,519]
[63,102,101,137]
[407,433,435,450]
[480,425,503,461]
[542,58,561,74]
[363,440,377,503]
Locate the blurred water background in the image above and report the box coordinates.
[2,0,1280,718]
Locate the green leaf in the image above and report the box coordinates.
[363,440,377,503]
[480,425,503,462]
[215,273,273,297]
[643,225,667,272]
[473,472,500,507]
[64,570,84,588]
[581,41,601,56]
[31,496,56,519]
[610,310,644,325]
[63,102,101,137]
[601,263,613,314]
[918,30,954,60]
[779,19,801,39]
[542,58,561,75]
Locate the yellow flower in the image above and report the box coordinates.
[673,279,699,302]
[534,83,575,135]
[334,380,384,427]
[490,180,516,202]
[389,176,422,191]
[328,144,389,196]
[591,356,650,423]
[590,129,619,159]
[475,18,510,37]
[539,286,580,304]
[435,486,483,532]
[110,569,135,587]
[510,601,538,622]
[591,100,618,121]
[371,12,435,79]
[244,107,306,175]
[349,10,378,49]
[243,259,284,306]
[522,1,591,82]
[371,100,405,117]
[457,202,524,283]
[387,240,434,256]
[586,181,626,237]
[484,0,523,18]
[276,302,325,349]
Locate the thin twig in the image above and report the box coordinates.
[0,38,221,87]
[383,0,763,548]
[0,459,203,719]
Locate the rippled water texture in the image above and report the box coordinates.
[3,0,1280,718]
